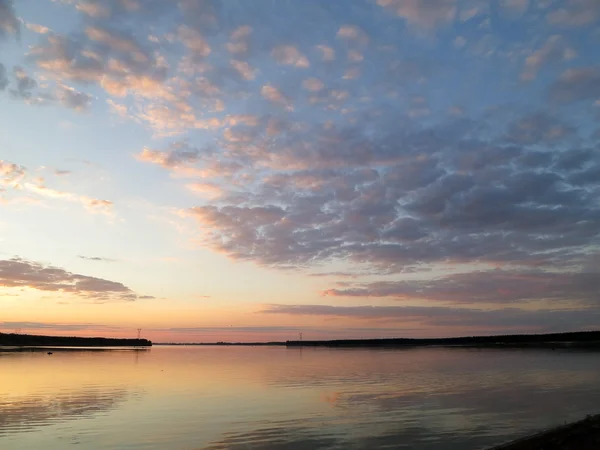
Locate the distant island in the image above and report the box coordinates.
[285,331,600,349]
[0,332,152,348]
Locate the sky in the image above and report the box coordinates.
[1,0,599,343]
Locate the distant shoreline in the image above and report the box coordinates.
[4,331,599,350]
[284,331,600,349]
[154,331,600,348]
[0,332,152,349]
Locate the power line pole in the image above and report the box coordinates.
[137,328,142,339]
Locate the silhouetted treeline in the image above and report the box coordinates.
[0,332,152,347]
[157,342,285,346]
[286,331,600,348]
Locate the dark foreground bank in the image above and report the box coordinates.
[286,331,600,348]
[489,414,600,449]
[0,332,152,348]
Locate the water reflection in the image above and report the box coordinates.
[1,346,599,450]
[0,388,130,434]
[198,423,338,450]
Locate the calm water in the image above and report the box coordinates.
[1,346,600,450]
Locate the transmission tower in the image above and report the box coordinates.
[137,328,142,339]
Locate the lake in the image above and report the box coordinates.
[1,346,600,449]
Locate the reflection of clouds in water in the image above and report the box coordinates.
[198,423,338,450]
[253,349,600,448]
[264,348,600,390]
[321,392,341,407]
[0,387,132,434]
[196,420,498,450]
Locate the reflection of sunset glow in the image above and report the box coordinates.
[2,347,600,449]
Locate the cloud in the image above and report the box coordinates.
[302,78,324,92]
[261,85,293,110]
[227,25,252,55]
[185,182,224,198]
[337,25,369,46]
[56,85,93,111]
[230,60,256,81]
[77,255,117,263]
[0,321,121,331]
[499,0,529,15]
[24,182,114,215]
[76,1,111,18]
[135,142,203,170]
[547,0,600,27]
[25,23,51,34]
[2,159,114,215]
[0,160,26,188]
[271,45,310,68]
[316,45,335,61]
[10,66,38,100]
[262,304,600,332]
[178,25,211,58]
[376,0,458,31]
[28,26,169,103]
[521,35,577,81]
[0,257,148,301]
[548,67,600,103]
[321,270,600,305]
[150,109,600,278]
[0,0,19,39]
[0,63,7,90]
[504,112,574,145]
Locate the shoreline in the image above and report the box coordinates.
[285,331,600,349]
[0,346,150,353]
[488,413,600,449]
[0,332,152,348]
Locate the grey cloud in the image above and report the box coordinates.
[0,257,148,301]
[376,0,458,31]
[568,163,600,187]
[521,35,576,81]
[77,255,117,262]
[10,66,37,99]
[554,148,594,171]
[0,0,19,40]
[137,141,205,168]
[547,0,600,27]
[42,1,595,288]
[0,63,7,90]
[504,112,575,145]
[56,85,93,111]
[173,112,600,275]
[263,304,600,331]
[28,26,167,95]
[322,270,600,306]
[548,67,600,103]
[1,321,122,331]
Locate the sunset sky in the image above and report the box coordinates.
[1,0,599,342]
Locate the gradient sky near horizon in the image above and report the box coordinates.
[1,0,600,342]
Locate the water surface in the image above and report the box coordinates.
[1,346,600,449]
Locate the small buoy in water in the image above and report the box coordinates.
[47,352,53,355]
